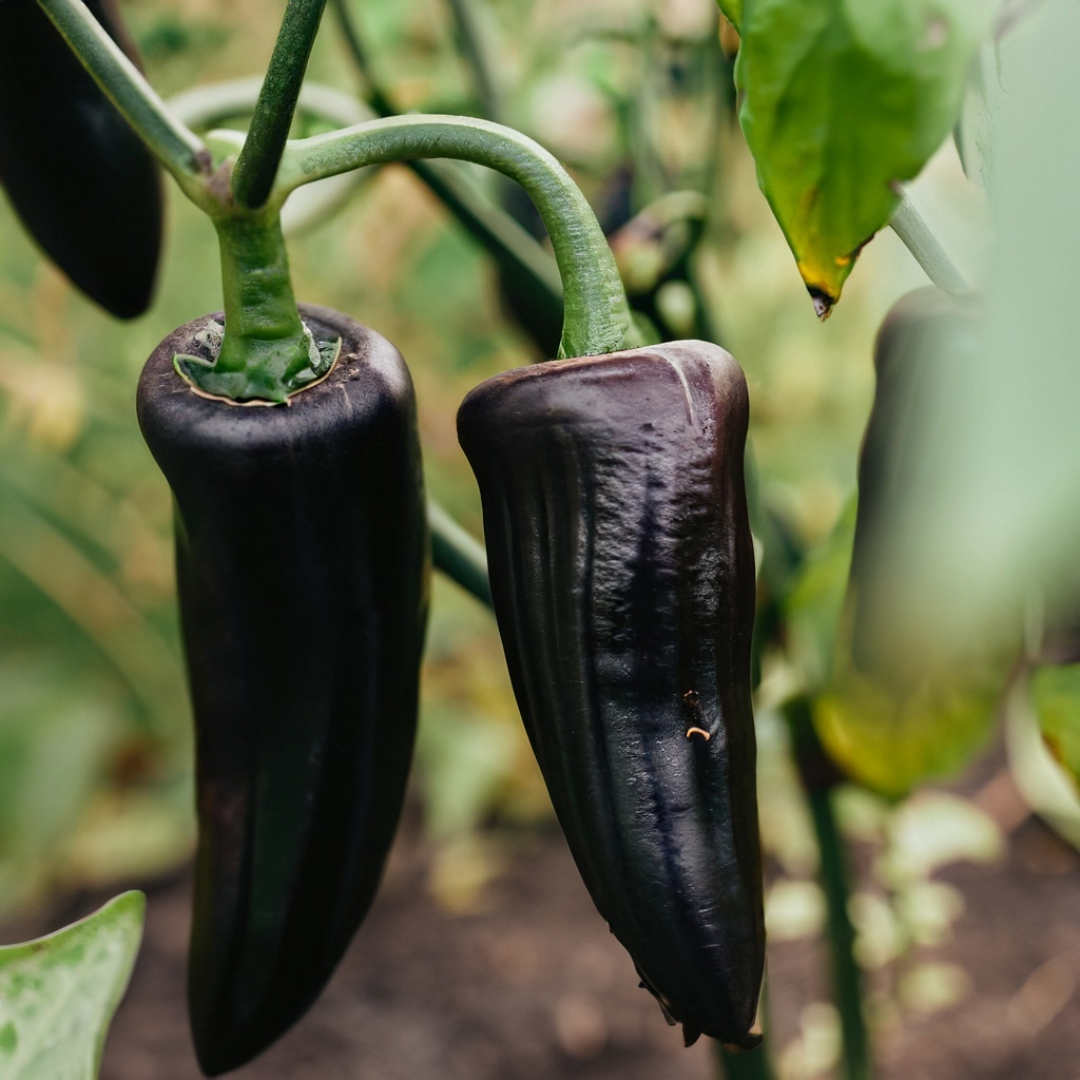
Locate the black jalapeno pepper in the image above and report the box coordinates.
[457,340,765,1049]
[137,304,428,1075]
[0,0,163,318]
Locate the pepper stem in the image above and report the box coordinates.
[231,0,329,210]
[181,210,314,403]
[276,115,633,360]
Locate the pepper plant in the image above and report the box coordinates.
[1,0,1078,1078]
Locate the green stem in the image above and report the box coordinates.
[35,0,208,189]
[785,699,873,1080]
[169,76,565,342]
[277,115,632,359]
[428,501,492,607]
[188,211,312,403]
[329,0,396,118]
[232,0,329,209]
[328,3,564,348]
[889,190,970,296]
[445,0,503,121]
[716,1041,776,1080]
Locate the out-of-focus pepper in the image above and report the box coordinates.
[137,304,428,1075]
[814,288,1007,797]
[0,0,163,317]
[458,341,764,1048]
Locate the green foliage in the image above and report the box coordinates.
[715,0,742,33]
[0,660,121,909]
[732,0,990,311]
[784,496,856,693]
[1031,664,1080,791]
[0,891,144,1079]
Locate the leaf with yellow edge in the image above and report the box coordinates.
[734,0,991,315]
[715,0,742,32]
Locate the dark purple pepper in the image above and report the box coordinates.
[458,341,764,1048]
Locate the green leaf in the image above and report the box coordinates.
[1030,664,1080,792]
[734,0,991,313]
[0,891,144,1080]
[716,0,742,32]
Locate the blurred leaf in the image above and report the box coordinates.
[0,660,123,912]
[1030,664,1080,791]
[0,891,144,1080]
[884,792,1003,879]
[849,891,903,970]
[895,880,965,947]
[784,495,856,693]
[896,961,971,1013]
[60,782,194,894]
[765,879,825,941]
[886,3,1080,647]
[1006,677,1080,850]
[733,0,991,312]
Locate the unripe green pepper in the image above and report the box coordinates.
[137,305,428,1075]
[849,287,980,681]
[458,341,764,1048]
[814,288,1006,796]
[0,0,163,317]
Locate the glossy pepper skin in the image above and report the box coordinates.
[0,0,163,317]
[137,305,428,1076]
[458,341,764,1048]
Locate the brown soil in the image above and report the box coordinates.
[5,779,1079,1080]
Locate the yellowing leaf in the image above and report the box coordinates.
[734,0,991,314]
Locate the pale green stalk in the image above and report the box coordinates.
[889,190,970,295]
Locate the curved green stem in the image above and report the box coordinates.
[167,79,562,313]
[329,0,573,346]
[35,0,208,189]
[169,78,378,234]
[428,501,492,607]
[232,0,329,209]
[277,115,632,359]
